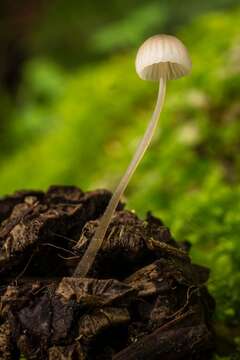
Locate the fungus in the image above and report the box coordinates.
[74,34,192,277]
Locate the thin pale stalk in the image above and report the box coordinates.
[74,77,167,277]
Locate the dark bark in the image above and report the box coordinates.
[0,185,215,359]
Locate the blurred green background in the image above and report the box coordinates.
[1,1,240,358]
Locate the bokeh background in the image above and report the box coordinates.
[1,1,240,358]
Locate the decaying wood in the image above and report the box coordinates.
[0,186,215,359]
[56,277,136,306]
[113,323,213,360]
[0,322,14,360]
[48,343,85,360]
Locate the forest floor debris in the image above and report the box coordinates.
[0,186,215,359]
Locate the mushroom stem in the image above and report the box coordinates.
[74,77,167,277]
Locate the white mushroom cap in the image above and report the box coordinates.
[135,34,192,81]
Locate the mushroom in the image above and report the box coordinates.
[74,34,192,277]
